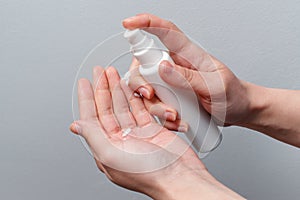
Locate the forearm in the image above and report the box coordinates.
[240,82,300,147]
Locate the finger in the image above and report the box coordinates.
[78,79,98,120]
[162,119,189,133]
[123,13,189,52]
[105,67,136,129]
[76,82,115,162]
[143,96,177,122]
[123,13,215,71]
[69,121,81,135]
[93,66,120,134]
[158,60,209,96]
[120,79,154,127]
[128,58,154,99]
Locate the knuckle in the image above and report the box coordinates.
[128,77,141,91]
[183,69,194,83]
[166,20,177,29]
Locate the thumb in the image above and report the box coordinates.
[70,120,108,151]
[159,60,207,93]
[70,120,116,165]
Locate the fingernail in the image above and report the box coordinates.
[164,111,176,121]
[178,123,188,133]
[161,61,173,74]
[74,122,82,135]
[139,87,150,98]
[123,16,136,23]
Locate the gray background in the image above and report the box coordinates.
[1,0,300,199]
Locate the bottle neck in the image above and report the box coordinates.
[132,42,163,68]
[124,29,163,68]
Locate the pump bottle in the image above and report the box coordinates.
[124,29,221,155]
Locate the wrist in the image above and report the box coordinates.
[236,83,300,146]
[147,161,244,200]
[237,81,270,128]
[155,169,211,200]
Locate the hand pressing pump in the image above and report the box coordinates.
[124,29,222,156]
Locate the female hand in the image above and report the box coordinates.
[69,66,244,199]
[123,14,300,148]
[123,13,258,126]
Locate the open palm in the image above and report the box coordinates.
[70,66,205,194]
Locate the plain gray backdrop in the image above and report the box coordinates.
[1,0,299,199]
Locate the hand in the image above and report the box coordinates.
[124,14,300,148]
[123,13,255,126]
[126,58,189,132]
[70,66,244,199]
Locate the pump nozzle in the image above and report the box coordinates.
[124,29,145,45]
[124,29,163,67]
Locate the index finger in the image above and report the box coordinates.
[93,66,121,135]
[128,57,154,99]
[123,13,189,55]
[123,13,213,71]
[78,79,98,121]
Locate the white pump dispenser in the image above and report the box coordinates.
[124,29,221,155]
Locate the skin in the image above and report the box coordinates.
[125,59,189,132]
[122,13,300,147]
[70,67,244,199]
[70,13,300,199]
